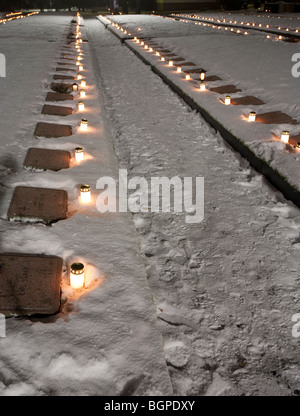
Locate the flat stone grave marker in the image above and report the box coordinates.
[184,68,204,74]
[46,92,74,102]
[232,96,265,106]
[210,85,242,94]
[42,104,73,116]
[53,74,75,81]
[180,62,196,67]
[57,62,76,67]
[256,111,297,125]
[7,186,68,224]
[171,57,185,62]
[34,122,72,138]
[206,75,222,82]
[56,67,76,72]
[23,148,71,171]
[0,253,62,316]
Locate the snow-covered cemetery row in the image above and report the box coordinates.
[0,10,300,396]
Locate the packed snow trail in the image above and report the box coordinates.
[86,18,300,396]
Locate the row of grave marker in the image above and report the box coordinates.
[0,14,88,317]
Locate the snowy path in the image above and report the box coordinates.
[86,17,300,396]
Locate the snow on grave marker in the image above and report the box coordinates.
[7,186,68,224]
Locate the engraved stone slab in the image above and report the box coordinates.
[256,111,297,125]
[46,92,74,102]
[42,104,73,116]
[7,186,68,223]
[0,253,62,316]
[210,85,242,94]
[23,148,71,171]
[180,62,196,67]
[53,74,75,81]
[34,122,72,138]
[205,75,222,82]
[57,62,75,67]
[184,68,204,74]
[232,96,265,106]
[56,67,75,72]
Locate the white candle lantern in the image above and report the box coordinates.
[75,146,84,161]
[72,83,78,92]
[149,47,153,52]
[160,56,165,62]
[80,118,88,131]
[77,73,82,80]
[225,95,231,105]
[281,131,290,144]
[80,184,91,203]
[185,74,191,80]
[80,79,86,87]
[78,101,85,111]
[79,64,83,71]
[144,45,148,49]
[248,111,256,122]
[155,51,160,56]
[200,71,206,81]
[80,89,86,98]
[200,81,205,91]
[70,262,85,289]
[177,66,182,73]
[168,60,173,67]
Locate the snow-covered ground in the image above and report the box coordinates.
[0,12,300,396]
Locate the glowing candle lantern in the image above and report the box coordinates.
[134,36,137,41]
[77,73,82,80]
[79,64,84,71]
[72,83,78,92]
[160,56,165,62]
[248,111,256,122]
[136,39,140,43]
[80,79,86,87]
[75,146,84,161]
[177,66,182,73]
[144,45,148,49]
[200,81,205,91]
[80,118,88,131]
[185,74,191,80]
[80,184,91,203]
[168,60,173,67]
[155,51,160,56]
[224,95,231,105]
[80,89,86,98]
[149,47,153,52]
[141,41,144,46]
[70,262,85,289]
[78,101,85,111]
[76,60,80,66]
[281,131,289,144]
[200,71,206,81]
